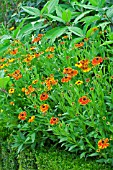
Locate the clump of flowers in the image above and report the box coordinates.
[10,70,22,80]
[75,59,91,72]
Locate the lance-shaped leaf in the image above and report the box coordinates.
[45,27,67,42]
[21,6,40,16]
[41,0,59,14]
[62,9,72,23]
[68,27,84,37]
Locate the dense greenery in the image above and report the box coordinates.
[1,142,112,170]
[0,0,113,168]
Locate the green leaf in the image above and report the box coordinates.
[0,35,11,43]
[0,41,10,54]
[31,133,36,143]
[73,10,92,24]
[76,3,99,11]
[17,21,44,39]
[100,41,113,46]
[55,5,63,17]
[45,26,67,42]
[68,145,77,151]
[106,6,113,23]
[80,15,100,24]
[46,14,64,23]
[70,37,84,48]
[0,76,10,89]
[41,0,59,14]
[62,9,72,23]
[89,0,98,6]
[21,6,40,16]
[80,152,86,159]
[13,18,26,38]
[86,27,98,38]
[68,26,84,37]
[97,22,110,31]
[89,153,99,157]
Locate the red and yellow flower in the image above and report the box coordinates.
[40,104,49,113]
[98,138,109,149]
[18,111,27,120]
[40,92,49,101]
[61,76,71,83]
[28,116,35,122]
[78,96,91,105]
[50,117,59,125]
[92,57,103,66]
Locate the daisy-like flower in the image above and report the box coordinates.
[75,62,82,68]
[68,69,78,77]
[18,111,27,120]
[40,104,49,113]
[28,85,35,93]
[32,80,38,84]
[50,117,59,125]
[75,80,83,85]
[98,138,109,149]
[10,48,18,55]
[45,47,55,52]
[9,88,15,94]
[63,67,73,74]
[75,42,84,48]
[78,96,91,105]
[47,54,54,59]
[40,92,49,101]
[8,58,15,63]
[28,116,35,122]
[61,76,71,83]
[10,101,15,105]
[92,57,103,66]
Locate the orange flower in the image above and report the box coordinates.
[40,104,49,112]
[45,47,55,52]
[28,116,35,122]
[92,57,103,66]
[10,101,14,105]
[75,42,84,48]
[78,96,91,105]
[61,76,71,83]
[22,88,26,92]
[32,80,38,84]
[98,138,109,149]
[47,54,54,59]
[68,69,78,77]
[34,53,40,58]
[12,70,22,80]
[40,92,49,101]
[18,111,27,120]
[10,48,18,55]
[63,67,73,74]
[45,77,58,87]
[28,85,35,93]
[50,117,59,125]
[32,37,41,43]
